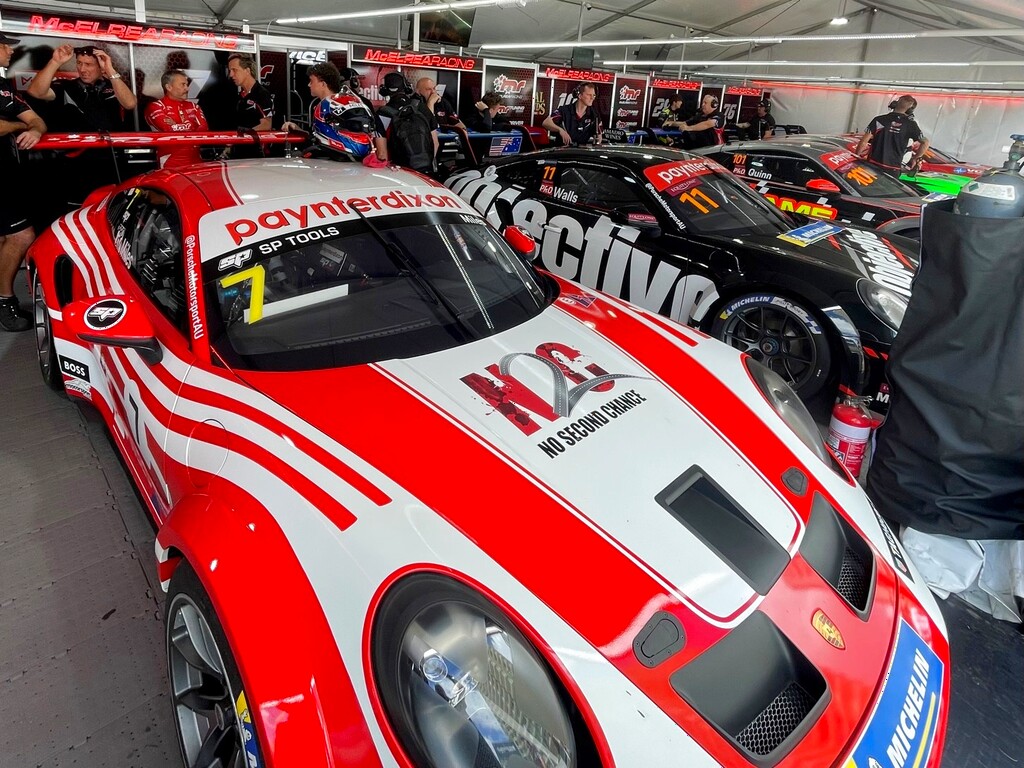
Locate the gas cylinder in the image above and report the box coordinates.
[827,397,875,479]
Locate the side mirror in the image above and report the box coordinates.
[610,209,662,238]
[64,295,163,365]
[807,178,841,195]
[502,225,537,259]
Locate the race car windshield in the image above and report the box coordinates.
[821,153,918,198]
[204,212,552,371]
[923,146,959,164]
[655,170,794,237]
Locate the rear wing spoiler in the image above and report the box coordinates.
[30,129,308,152]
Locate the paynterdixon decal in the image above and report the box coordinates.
[461,342,651,457]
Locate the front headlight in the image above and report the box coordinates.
[373,574,578,768]
[856,279,908,331]
[744,356,831,465]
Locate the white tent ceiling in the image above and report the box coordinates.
[4,0,1024,86]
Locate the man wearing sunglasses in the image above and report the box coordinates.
[144,69,209,168]
[27,43,136,131]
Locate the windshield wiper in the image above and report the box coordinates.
[346,205,475,341]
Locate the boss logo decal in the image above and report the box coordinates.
[58,355,90,381]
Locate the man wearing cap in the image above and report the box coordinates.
[144,69,209,168]
[856,95,929,171]
[737,100,776,140]
[0,32,47,332]
[27,43,136,131]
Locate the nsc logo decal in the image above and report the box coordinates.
[462,342,651,458]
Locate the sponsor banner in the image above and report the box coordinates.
[611,75,647,132]
[483,61,537,127]
[6,11,253,51]
[543,66,615,83]
[644,159,717,193]
[202,186,477,259]
[845,621,943,768]
[726,86,762,97]
[351,45,481,71]
[777,221,844,247]
[652,78,701,90]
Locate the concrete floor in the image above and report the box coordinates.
[1,272,1021,768]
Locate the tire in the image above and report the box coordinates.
[166,561,264,768]
[708,293,833,401]
[32,268,64,393]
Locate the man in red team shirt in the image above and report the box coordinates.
[144,69,209,168]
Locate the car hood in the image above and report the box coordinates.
[233,281,939,764]
[699,225,918,290]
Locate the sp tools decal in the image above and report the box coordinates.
[460,342,650,441]
[778,221,844,247]
[58,355,90,381]
[84,298,127,330]
[845,621,943,768]
[811,609,845,649]
[218,248,253,272]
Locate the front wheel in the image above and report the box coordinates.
[32,268,63,393]
[166,562,263,768]
[708,293,833,401]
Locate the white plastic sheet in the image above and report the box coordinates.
[902,528,1024,623]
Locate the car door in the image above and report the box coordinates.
[102,187,193,521]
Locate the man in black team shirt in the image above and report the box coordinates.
[27,43,136,131]
[0,32,47,332]
[224,53,274,158]
[663,93,723,149]
[856,94,929,171]
[542,82,602,146]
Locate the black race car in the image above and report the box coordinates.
[696,137,926,239]
[447,146,918,413]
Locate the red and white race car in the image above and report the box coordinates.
[28,158,950,768]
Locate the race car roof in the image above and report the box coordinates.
[490,145,706,173]
[171,158,444,213]
[698,137,860,156]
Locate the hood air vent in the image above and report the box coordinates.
[800,493,875,617]
[670,611,829,766]
[656,467,789,595]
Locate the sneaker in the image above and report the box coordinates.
[0,296,31,332]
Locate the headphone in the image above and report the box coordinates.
[704,94,719,109]
[339,67,361,93]
[572,82,596,99]
[758,99,772,112]
[379,71,412,97]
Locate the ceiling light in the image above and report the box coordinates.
[829,16,849,25]
[278,0,510,25]
[606,60,974,67]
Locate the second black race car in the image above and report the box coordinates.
[447,146,917,412]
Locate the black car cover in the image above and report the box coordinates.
[867,199,1024,539]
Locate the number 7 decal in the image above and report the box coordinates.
[219,264,266,324]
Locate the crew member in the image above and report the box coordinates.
[654,93,685,129]
[282,62,387,163]
[144,70,209,168]
[224,53,273,159]
[0,32,46,332]
[468,92,506,132]
[856,94,929,171]
[737,99,776,140]
[542,83,602,146]
[378,71,439,174]
[663,93,722,149]
[27,44,136,131]
[415,77,465,131]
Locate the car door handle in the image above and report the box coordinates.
[543,224,562,232]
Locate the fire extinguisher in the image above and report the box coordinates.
[827,397,877,479]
